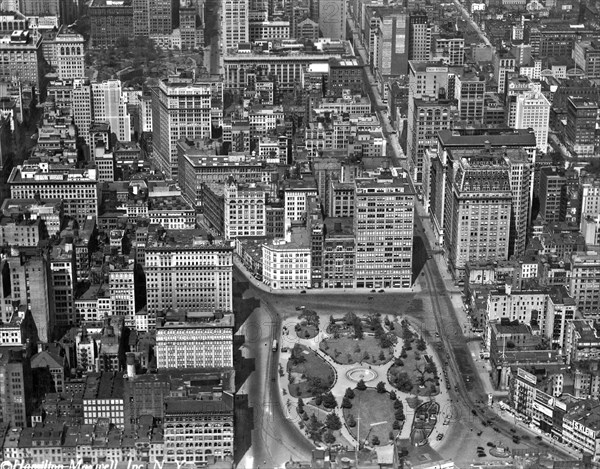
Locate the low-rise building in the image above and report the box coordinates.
[262,228,312,290]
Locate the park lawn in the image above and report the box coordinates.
[296,323,319,339]
[342,389,396,446]
[320,336,394,365]
[287,346,335,398]
[389,349,439,397]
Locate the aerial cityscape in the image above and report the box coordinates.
[1,0,600,468]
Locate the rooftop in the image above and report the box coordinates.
[146,227,232,251]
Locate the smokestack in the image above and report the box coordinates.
[126,353,136,378]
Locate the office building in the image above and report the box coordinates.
[155,311,234,368]
[407,97,458,184]
[0,348,32,428]
[283,178,318,233]
[92,79,132,143]
[353,169,415,289]
[152,77,220,179]
[408,11,430,62]
[19,0,60,16]
[262,229,312,290]
[72,79,94,147]
[431,28,464,66]
[513,90,550,152]
[318,0,346,41]
[83,372,125,429]
[364,6,409,78]
[164,391,234,464]
[179,3,202,49]
[50,242,76,327]
[565,96,598,158]
[145,228,233,318]
[322,217,354,289]
[52,26,85,80]
[444,148,513,276]
[8,165,98,226]
[569,251,600,320]
[3,253,53,342]
[222,0,249,52]
[0,30,42,91]
[89,0,134,48]
[224,180,267,239]
[494,50,516,94]
[572,40,600,79]
[539,167,566,224]
[133,0,173,36]
[108,257,136,327]
[455,71,485,123]
[223,40,351,92]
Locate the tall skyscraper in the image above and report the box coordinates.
[318,0,346,41]
[407,97,458,185]
[4,252,54,343]
[0,349,32,428]
[53,26,86,80]
[92,79,132,142]
[408,11,430,63]
[353,169,415,289]
[151,76,219,179]
[222,0,249,51]
[455,71,485,123]
[539,166,567,224]
[406,60,454,183]
[73,79,94,147]
[514,90,551,152]
[444,149,513,276]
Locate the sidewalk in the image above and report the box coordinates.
[234,255,423,295]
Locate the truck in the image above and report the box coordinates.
[272,339,278,352]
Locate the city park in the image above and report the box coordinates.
[278,308,446,453]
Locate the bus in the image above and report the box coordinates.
[272,339,278,352]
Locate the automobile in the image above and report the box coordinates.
[295,306,305,311]
[512,436,520,444]
[477,446,484,451]
[510,429,516,433]
[477,431,483,436]
[427,255,433,260]
[371,289,377,293]
[471,410,477,416]
[378,289,385,293]
[436,433,444,441]
[493,427,500,432]
[486,442,495,448]
[281,347,289,353]
[477,452,486,458]
[300,290,307,294]
[535,436,542,441]
[435,332,440,337]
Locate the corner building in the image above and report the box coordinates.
[353,169,415,289]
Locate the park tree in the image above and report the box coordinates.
[297,397,304,414]
[345,387,355,399]
[299,309,320,328]
[308,414,323,442]
[341,397,352,409]
[372,435,380,445]
[347,414,356,427]
[395,409,405,421]
[290,344,306,365]
[376,381,387,393]
[389,391,397,400]
[393,420,401,430]
[315,394,323,406]
[356,379,367,391]
[394,372,413,393]
[323,431,336,444]
[325,413,342,430]
[416,336,427,352]
[393,399,403,410]
[322,392,338,409]
[363,351,370,361]
[395,357,404,367]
